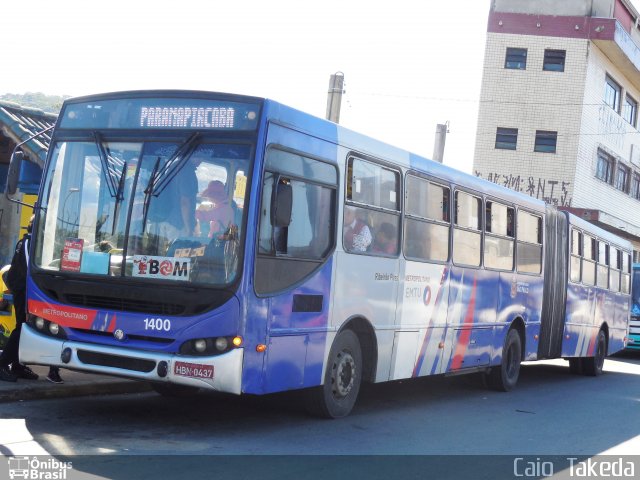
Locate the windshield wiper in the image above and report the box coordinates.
[93,132,122,198]
[139,133,200,233]
[141,156,161,233]
[94,132,128,234]
[149,132,200,196]
[111,160,127,235]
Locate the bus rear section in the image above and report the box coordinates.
[560,214,633,373]
[627,263,640,350]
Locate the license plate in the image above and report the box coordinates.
[174,361,214,379]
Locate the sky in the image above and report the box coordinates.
[4,0,635,175]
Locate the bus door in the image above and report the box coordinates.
[254,123,339,393]
[396,175,451,379]
[332,155,402,381]
[442,191,495,372]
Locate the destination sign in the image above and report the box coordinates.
[60,96,261,131]
[139,106,236,128]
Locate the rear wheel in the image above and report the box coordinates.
[306,329,362,419]
[487,328,522,392]
[582,330,607,377]
[151,383,200,397]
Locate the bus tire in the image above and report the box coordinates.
[582,330,607,377]
[151,382,200,398]
[488,328,522,392]
[306,329,362,419]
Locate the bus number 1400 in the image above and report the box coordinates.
[144,318,171,332]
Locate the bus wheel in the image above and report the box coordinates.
[151,383,200,398]
[306,329,362,419]
[488,328,522,392]
[582,330,607,377]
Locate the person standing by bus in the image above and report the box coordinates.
[0,216,63,383]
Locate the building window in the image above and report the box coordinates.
[505,48,527,69]
[543,49,566,72]
[596,149,614,183]
[534,130,557,153]
[623,95,638,127]
[604,75,621,112]
[495,127,518,150]
[615,163,630,192]
[631,173,640,200]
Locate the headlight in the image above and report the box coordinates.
[49,323,60,335]
[215,337,228,351]
[194,339,207,353]
[35,317,45,330]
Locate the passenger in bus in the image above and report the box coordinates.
[343,206,372,252]
[195,180,235,238]
[372,222,397,255]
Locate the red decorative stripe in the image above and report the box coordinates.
[28,299,97,328]
[450,277,477,370]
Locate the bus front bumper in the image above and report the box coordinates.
[18,324,244,394]
[626,334,640,351]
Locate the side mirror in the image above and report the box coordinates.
[6,151,24,196]
[271,178,292,228]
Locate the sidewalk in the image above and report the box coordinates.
[0,365,151,403]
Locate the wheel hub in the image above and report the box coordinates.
[332,351,356,398]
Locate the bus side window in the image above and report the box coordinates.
[516,210,542,274]
[345,157,400,257]
[403,175,450,262]
[570,229,582,283]
[256,149,337,295]
[582,235,596,286]
[452,191,481,267]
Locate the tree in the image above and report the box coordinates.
[0,92,70,114]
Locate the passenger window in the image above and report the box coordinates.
[404,175,450,262]
[610,247,620,292]
[622,253,631,294]
[255,149,337,295]
[596,241,609,289]
[516,210,542,274]
[345,157,400,257]
[570,229,582,283]
[484,201,514,271]
[582,234,596,286]
[453,191,481,267]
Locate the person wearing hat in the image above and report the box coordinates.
[195,180,235,238]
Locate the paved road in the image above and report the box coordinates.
[1,353,639,479]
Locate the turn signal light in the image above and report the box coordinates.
[256,344,267,353]
[232,336,243,347]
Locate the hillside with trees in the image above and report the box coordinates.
[0,92,69,114]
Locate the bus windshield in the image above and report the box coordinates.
[34,139,251,286]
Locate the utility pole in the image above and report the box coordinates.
[432,121,449,163]
[326,72,345,123]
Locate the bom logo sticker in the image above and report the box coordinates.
[133,255,190,281]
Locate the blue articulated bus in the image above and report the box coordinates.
[10,90,632,418]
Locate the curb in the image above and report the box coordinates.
[0,380,152,403]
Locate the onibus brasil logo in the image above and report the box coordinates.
[8,456,72,480]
